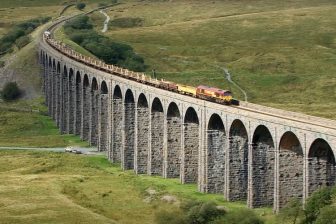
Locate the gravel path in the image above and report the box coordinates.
[100,10,110,33]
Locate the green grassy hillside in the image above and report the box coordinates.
[0,150,275,223]
[92,0,336,119]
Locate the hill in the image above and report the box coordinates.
[89,0,336,119]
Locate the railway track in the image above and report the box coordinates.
[42,10,336,133]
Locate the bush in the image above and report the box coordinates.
[0,41,12,53]
[15,35,30,49]
[215,209,264,224]
[1,82,21,101]
[303,187,335,224]
[155,210,187,224]
[155,201,225,224]
[277,198,303,224]
[0,61,5,68]
[76,3,86,10]
[315,206,336,224]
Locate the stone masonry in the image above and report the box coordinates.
[81,86,90,141]
[111,98,122,162]
[99,94,109,151]
[251,143,275,207]
[68,75,75,134]
[61,70,68,134]
[228,136,248,201]
[150,111,164,175]
[279,146,303,208]
[136,106,149,174]
[182,122,199,184]
[90,90,99,146]
[75,79,82,135]
[122,102,135,170]
[207,130,226,194]
[166,116,181,178]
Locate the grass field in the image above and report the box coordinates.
[0,99,88,147]
[90,0,336,119]
[0,150,275,223]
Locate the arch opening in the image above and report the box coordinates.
[57,62,61,73]
[166,102,182,178]
[99,80,109,152]
[136,93,149,174]
[101,81,108,94]
[55,62,61,127]
[60,66,68,133]
[90,77,99,146]
[67,68,75,134]
[111,85,123,162]
[137,93,148,108]
[279,131,303,208]
[82,74,90,141]
[251,125,275,207]
[113,85,122,99]
[207,113,226,194]
[91,78,98,91]
[308,138,336,194]
[184,107,199,125]
[182,107,200,184]
[150,98,164,175]
[228,119,248,201]
[74,71,82,135]
[123,89,135,170]
[125,89,135,103]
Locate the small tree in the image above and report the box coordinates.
[303,187,335,224]
[76,2,86,10]
[278,198,303,224]
[1,82,21,101]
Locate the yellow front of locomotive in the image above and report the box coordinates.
[218,91,233,103]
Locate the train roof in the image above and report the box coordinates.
[197,85,231,94]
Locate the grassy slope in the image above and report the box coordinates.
[98,0,336,119]
[0,150,275,224]
[0,2,96,147]
[0,99,88,147]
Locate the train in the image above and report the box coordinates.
[43,31,239,106]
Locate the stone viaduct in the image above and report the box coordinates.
[39,33,336,212]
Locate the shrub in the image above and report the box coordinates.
[186,201,224,224]
[0,41,12,53]
[216,209,264,224]
[315,206,336,224]
[277,198,303,224]
[1,82,21,101]
[155,210,187,224]
[155,200,225,224]
[303,187,335,224]
[76,3,86,10]
[0,61,5,68]
[15,35,30,49]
